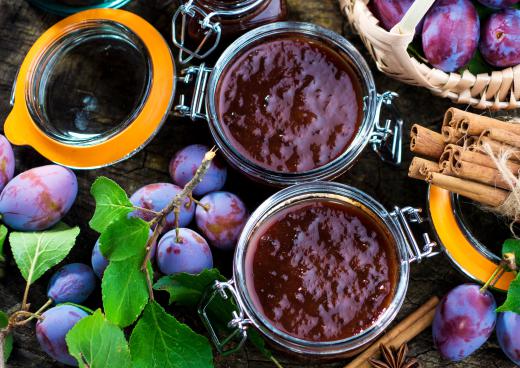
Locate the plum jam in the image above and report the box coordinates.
[216,34,363,173]
[245,199,398,342]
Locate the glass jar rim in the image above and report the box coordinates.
[196,0,268,15]
[27,0,133,16]
[205,22,379,186]
[232,182,410,355]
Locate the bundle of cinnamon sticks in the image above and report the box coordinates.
[409,108,520,208]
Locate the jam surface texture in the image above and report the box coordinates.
[217,35,362,173]
[245,200,398,342]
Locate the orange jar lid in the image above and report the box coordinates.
[5,9,175,169]
[428,185,514,291]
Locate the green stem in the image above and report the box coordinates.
[21,281,30,311]
[480,265,505,293]
[18,298,52,325]
[270,356,284,368]
[133,206,160,215]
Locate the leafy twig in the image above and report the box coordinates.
[21,282,30,311]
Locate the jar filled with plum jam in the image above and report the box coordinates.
[175,22,403,186]
[199,182,437,358]
[172,0,287,63]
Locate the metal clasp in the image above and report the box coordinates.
[390,206,438,263]
[198,280,251,356]
[174,63,212,120]
[172,0,222,64]
[369,91,403,166]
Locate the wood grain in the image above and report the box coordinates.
[0,0,512,367]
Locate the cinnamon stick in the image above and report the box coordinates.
[447,108,520,136]
[410,124,445,160]
[344,297,439,368]
[426,172,509,207]
[476,136,520,160]
[408,157,439,180]
[441,126,463,144]
[440,160,454,175]
[452,159,513,191]
[456,148,520,173]
[482,128,520,149]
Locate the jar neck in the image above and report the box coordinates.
[194,0,268,14]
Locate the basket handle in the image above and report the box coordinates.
[391,0,436,34]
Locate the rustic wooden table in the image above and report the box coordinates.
[0,0,515,367]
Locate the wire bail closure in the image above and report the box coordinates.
[370,91,403,166]
[172,0,223,64]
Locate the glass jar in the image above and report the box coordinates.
[176,22,403,186]
[27,0,133,15]
[172,0,288,63]
[427,186,516,291]
[199,181,437,358]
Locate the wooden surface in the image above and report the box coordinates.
[0,0,515,367]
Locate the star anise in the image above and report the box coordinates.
[368,343,420,368]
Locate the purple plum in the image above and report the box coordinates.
[195,191,248,250]
[480,9,520,68]
[0,165,77,231]
[432,284,497,361]
[476,0,519,9]
[169,144,227,196]
[130,183,195,232]
[47,263,96,304]
[496,311,520,365]
[0,134,15,192]
[371,0,423,32]
[36,305,88,366]
[422,0,480,72]
[156,228,213,275]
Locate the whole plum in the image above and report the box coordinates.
[195,191,248,250]
[432,284,496,361]
[91,229,157,278]
[496,311,520,365]
[0,134,15,192]
[36,305,88,366]
[169,144,227,196]
[0,165,77,231]
[371,0,423,32]
[422,0,480,72]
[480,9,520,68]
[156,228,213,275]
[130,183,195,231]
[476,0,519,9]
[47,263,96,304]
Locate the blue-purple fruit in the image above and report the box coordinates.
[0,165,77,231]
[36,305,88,366]
[47,263,96,304]
[422,0,480,72]
[0,134,15,192]
[371,0,422,32]
[130,183,195,231]
[195,191,248,251]
[169,144,227,196]
[496,311,520,365]
[432,284,496,361]
[476,0,519,9]
[156,228,213,275]
[480,9,520,68]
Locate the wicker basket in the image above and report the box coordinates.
[339,0,520,110]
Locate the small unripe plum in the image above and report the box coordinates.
[36,305,88,366]
[422,0,480,72]
[47,263,96,304]
[130,183,195,231]
[195,191,248,250]
[156,228,213,275]
[0,165,77,231]
[0,134,15,192]
[169,144,227,196]
[480,9,520,68]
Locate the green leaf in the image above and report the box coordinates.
[497,273,520,314]
[130,300,213,368]
[502,239,520,268]
[66,309,132,368]
[0,311,12,363]
[458,50,492,75]
[89,177,134,233]
[0,225,7,263]
[99,217,149,261]
[102,257,150,327]
[153,268,226,306]
[9,224,80,284]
